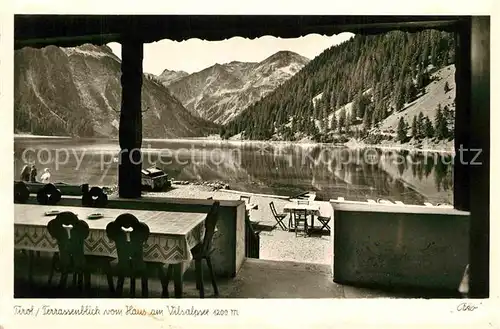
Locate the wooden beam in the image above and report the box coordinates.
[468,16,490,298]
[14,15,461,49]
[454,18,471,212]
[118,38,143,198]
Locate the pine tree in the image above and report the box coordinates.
[345,113,351,133]
[405,79,417,103]
[363,109,371,130]
[434,104,449,140]
[424,116,434,138]
[411,116,418,139]
[338,108,346,132]
[397,117,408,142]
[417,112,425,139]
[330,111,337,131]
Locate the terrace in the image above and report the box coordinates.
[13,15,490,298]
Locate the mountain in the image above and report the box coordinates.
[165,50,310,124]
[222,30,455,148]
[157,69,189,86]
[14,44,218,138]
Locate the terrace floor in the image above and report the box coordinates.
[14,253,460,299]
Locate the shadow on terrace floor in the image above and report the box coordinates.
[14,253,461,299]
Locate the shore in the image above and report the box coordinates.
[14,133,71,139]
[345,138,454,154]
[16,133,454,153]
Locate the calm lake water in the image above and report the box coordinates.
[14,137,454,205]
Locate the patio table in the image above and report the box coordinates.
[283,202,320,230]
[14,203,207,297]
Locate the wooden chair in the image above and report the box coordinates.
[317,216,331,233]
[165,201,220,298]
[36,183,62,205]
[106,213,168,297]
[292,209,309,237]
[14,181,43,280]
[82,186,108,207]
[245,211,261,258]
[14,181,30,203]
[269,202,288,231]
[47,212,114,295]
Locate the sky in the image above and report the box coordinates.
[107,32,354,75]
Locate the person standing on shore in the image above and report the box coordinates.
[20,165,30,182]
[29,165,38,183]
[40,168,51,183]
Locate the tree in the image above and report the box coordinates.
[417,112,425,139]
[345,113,351,133]
[434,104,449,140]
[363,109,372,130]
[330,111,337,131]
[411,116,419,139]
[405,79,418,103]
[338,108,346,132]
[424,116,434,138]
[397,117,408,142]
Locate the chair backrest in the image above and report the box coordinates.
[269,201,278,216]
[47,212,89,271]
[37,183,62,205]
[82,186,108,207]
[201,201,220,255]
[293,209,308,221]
[106,213,150,273]
[240,195,251,204]
[14,181,30,203]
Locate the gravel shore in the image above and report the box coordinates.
[144,184,332,265]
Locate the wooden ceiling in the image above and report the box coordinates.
[14,15,466,49]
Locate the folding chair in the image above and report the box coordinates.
[269,202,288,231]
[240,195,251,204]
[292,209,308,237]
[317,216,331,233]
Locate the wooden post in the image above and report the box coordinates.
[118,39,143,198]
[453,19,471,212]
[468,16,490,298]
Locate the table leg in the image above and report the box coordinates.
[173,263,183,298]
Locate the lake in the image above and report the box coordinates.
[14,137,454,205]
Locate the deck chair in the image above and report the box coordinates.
[292,209,309,237]
[269,202,288,231]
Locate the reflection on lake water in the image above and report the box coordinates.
[14,137,454,205]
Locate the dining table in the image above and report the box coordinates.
[14,203,208,297]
